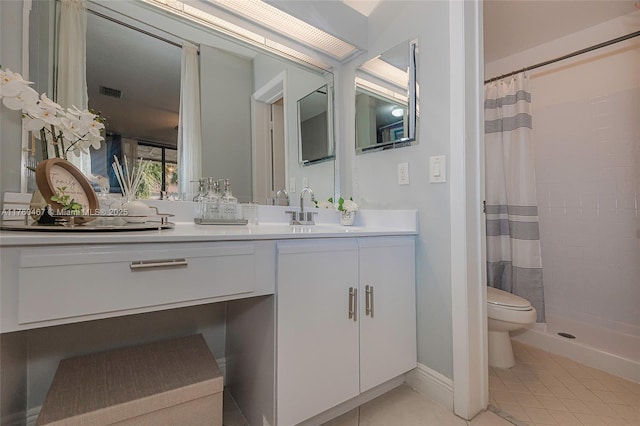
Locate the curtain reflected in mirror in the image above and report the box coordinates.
[355,39,418,153]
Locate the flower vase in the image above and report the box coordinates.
[340,210,356,226]
[121,198,150,223]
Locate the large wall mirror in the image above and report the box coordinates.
[355,39,418,153]
[298,84,334,166]
[24,0,336,204]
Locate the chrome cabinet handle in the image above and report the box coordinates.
[348,287,357,321]
[365,285,374,317]
[130,258,188,270]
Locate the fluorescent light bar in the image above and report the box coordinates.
[360,57,408,90]
[208,0,358,60]
[143,0,331,70]
[355,76,408,104]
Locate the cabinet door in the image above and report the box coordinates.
[359,237,417,392]
[277,240,359,426]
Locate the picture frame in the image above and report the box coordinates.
[35,158,99,220]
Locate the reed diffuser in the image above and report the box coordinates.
[112,155,150,223]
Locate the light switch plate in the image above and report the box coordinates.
[302,177,309,188]
[430,156,446,183]
[398,162,409,185]
[289,177,296,193]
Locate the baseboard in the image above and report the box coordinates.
[24,357,227,426]
[404,362,454,412]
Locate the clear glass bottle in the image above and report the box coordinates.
[202,177,220,220]
[219,178,238,219]
[193,178,207,219]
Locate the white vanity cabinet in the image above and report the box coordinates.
[0,240,276,332]
[276,236,416,425]
[358,237,417,392]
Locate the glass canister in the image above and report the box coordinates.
[193,178,208,218]
[219,178,238,219]
[202,177,220,220]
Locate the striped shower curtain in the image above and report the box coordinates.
[484,73,545,322]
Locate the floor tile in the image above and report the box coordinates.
[523,407,558,424]
[574,412,608,425]
[513,392,544,408]
[559,398,592,414]
[495,403,532,423]
[468,410,514,426]
[356,385,467,426]
[587,401,621,418]
[492,342,639,426]
[547,409,582,426]
[536,395,568,411]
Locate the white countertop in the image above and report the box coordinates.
[0,202,418,246]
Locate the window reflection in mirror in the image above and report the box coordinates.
[298,84,334,166]
[355,39,418,153]
[86,11,181,199]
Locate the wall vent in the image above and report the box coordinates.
[99,86,122,99]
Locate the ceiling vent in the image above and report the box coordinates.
[99,86,122,99]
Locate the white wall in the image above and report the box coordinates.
[486,13,640,336]
[343,1,455,378]
[200,45,253,202]
[0,0,24,196]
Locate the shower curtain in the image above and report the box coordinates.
[178,41,202,196]
[484,73,545,322]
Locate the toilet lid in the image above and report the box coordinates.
[487,287,532,309]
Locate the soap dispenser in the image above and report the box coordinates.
[202,177,220,220]
[219,178,238,219]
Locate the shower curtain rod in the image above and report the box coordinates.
[485,30,640,84]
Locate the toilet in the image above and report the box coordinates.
[487,286,537,368]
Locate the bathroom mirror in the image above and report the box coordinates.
[22,0,336,204]
[298,84,335,166]
[355,39,418,153]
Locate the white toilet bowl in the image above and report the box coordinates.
[487,287,537,368]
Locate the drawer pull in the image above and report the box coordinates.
[365,285,374,317]
[348,287,357,321]
[130,259,188,270]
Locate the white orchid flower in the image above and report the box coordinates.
[1,67,105,157]
[342,199,359,212]
[39,93,64,112]
[0,68,33,98]
[23,116,46,132]
[2,85,39,111]
[26,102,62,126]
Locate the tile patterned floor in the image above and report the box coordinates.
[322,385,512,426]
[490,341,640,426]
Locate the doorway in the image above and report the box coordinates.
[252,72,287,204]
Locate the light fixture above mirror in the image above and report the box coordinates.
[355,39,418,153]
[142,0,361,70]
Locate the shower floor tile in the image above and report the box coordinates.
[491,341,640,426]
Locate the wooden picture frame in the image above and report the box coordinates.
[35,158,99,219]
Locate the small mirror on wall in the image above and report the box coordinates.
[355,39,418,153]
[298,84,334,166]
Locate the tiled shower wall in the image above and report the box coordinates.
[532,42,640,336]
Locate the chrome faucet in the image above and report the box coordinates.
[275,188,289,206]
[286,186,317,225]
[299,187,315,215]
